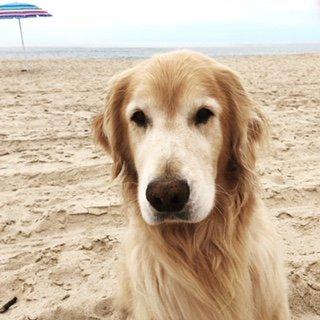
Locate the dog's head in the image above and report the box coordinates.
[93,51,267,225]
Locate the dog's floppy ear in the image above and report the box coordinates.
[216,66,268,210]
[92,69,134,179]
[216,66,268,169]
[247,104,268,148]
[93,113,110,154]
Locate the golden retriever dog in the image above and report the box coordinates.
[93,50,290,320]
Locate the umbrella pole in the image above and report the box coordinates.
[18,18,27,71]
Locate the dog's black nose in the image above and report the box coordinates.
[146,179,190,213]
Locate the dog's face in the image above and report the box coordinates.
[127,80,223,225]
[94,51,266,225]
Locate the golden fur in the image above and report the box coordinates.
[93,51,290,320]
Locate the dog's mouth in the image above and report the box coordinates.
[154,210,190,224]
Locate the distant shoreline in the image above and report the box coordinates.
[1,43,320,59]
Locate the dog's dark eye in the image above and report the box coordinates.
[130,110,148,128]
[194,108,214,125]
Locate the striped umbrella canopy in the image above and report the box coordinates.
[0,2,51,19]
[0,2,52,70]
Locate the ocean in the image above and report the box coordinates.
[1,43,320,59]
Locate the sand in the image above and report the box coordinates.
[0,54,319,320]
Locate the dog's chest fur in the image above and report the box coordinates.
[120,223,256,320]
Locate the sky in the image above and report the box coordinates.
[0,0,320,47]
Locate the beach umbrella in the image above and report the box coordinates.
[0,2,52,70]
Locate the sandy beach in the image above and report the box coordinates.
[0,54,319,320]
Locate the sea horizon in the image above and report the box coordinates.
[1,43,320,59]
